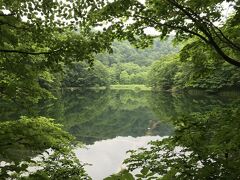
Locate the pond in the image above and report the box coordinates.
[1,89,240,179]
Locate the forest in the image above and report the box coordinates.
[0,0,240,179]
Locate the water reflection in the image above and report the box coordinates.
[122,102,240,179]
[1,89,240,179]
[1,90,239,144]
[32,89,174,144]
[75,136,164,180]
[60,90,173,144]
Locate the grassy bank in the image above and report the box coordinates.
[110,85,151,91]
[68,85,152,91]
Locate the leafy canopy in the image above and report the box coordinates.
[0,0,114,104]
[86,0,240,66]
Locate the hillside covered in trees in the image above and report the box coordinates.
[148,40,240,92]
[96,39,178,85]
[61,39,178,87]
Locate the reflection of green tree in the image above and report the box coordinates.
[1,90,173,144]
[56,90,109,128]
[173,92,239,115]
[147,91,177,123]
[108,90,150,110]
[52,90,173,144]
[0,89,65,122]
[2,90,239,147]
[148,91,240,123]
[120,101,240,179]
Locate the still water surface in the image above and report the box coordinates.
[1,89,239,179]
[54,89,173,179]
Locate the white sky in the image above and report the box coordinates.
[2,0,235,35]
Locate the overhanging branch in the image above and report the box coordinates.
[0,49,62,55]
[136,15,209,44]
[0,13,15,17]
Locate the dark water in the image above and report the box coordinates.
[1,90,174,143]
[53,90,174,144]
[34,89,239,143]
[1,89,240,179]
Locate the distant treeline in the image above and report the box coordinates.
[61,38,178,87]
[63,37,240,93]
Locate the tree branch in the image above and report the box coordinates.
[167,0,201,23]
[212,25,240,51]
[0,49,62,55]
[165,0,240,67]
[0,20,30,31]
[0,13,15,17]
[136,15,209,44]
[207,35,240,67]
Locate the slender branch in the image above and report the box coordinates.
[199,15,240,51]
[0,13,15,17]
[207,35,240,66]
[165,0,240,67]
[167,0,212,35]
[169,0,237,50]
[0,49,62,55]
[167,0,201,23]
[212,25,240,51]
[136,15,209,44]
[160,23,209,43]
[0,20,29,30]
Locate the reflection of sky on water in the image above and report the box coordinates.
[75,136,166,180]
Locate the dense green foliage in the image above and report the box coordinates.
[0,1,107,178]
[1,0,240,179]
[0,116,89,179]
[118,103,240,179]
[0,0,115,105]
[148,55,180,90]
[87,0,240,66]
[0,117,71,161]
[96,39,178,66]
[148,39,240,92]
[19,152,91,180]
[82,39,177,85]
[61,39,177,86]
[62,61,109,88]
